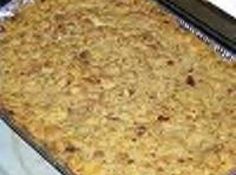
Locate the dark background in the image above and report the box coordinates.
[0,0,11,7]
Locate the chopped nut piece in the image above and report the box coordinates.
[135,125,147,137]
[186,75,196,87]
[157,115,170,122]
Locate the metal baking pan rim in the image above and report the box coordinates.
[0,113,74,175]
[154,0,236,54]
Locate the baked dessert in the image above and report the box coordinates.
[0,0,235,175]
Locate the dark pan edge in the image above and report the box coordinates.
[153,0,236,55]
[0,114,74,175]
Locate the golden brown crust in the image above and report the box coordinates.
[0,0,236,175]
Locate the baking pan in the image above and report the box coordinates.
[154,0,236,59]
[0,114,73,175]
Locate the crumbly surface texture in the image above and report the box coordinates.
[0,0,236,175]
